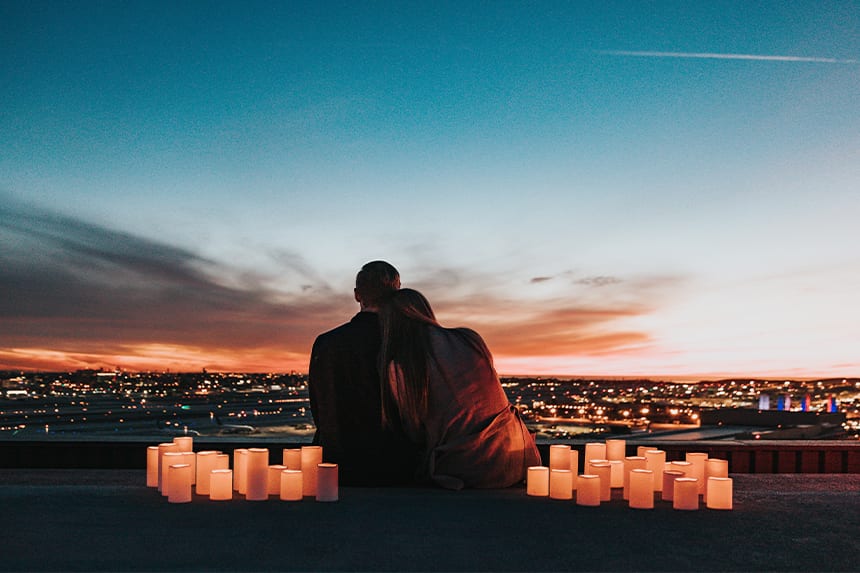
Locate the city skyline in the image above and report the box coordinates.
[2,2,858,377]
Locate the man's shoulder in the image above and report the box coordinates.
[313,313,378,350]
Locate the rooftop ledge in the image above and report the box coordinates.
[1,469,858,572]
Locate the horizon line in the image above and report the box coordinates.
[598,50,858,65]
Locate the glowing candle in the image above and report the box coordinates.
[195,451,219,495]
[669,460,692,476]
[628,469,654,509]
[706,477,733,510]
[645,449,666,492]
[146,446,159,487]
[609,460,624,488]
[157,442,180,493]
[234,449,248,493]
[168,464,192,503]
[549,444,572,470]
[178,451,196,485]
[584,443,606,466]
[316,463,338,502]
[705,458,729,503]
[605,439,626,461]
[280,470,303,501]
[636,446,655,457]
[301,446,323,497]
[623,456,647,500]
[661,470,685,502]
[569,450,580,486]
[161,452,184,497]
[576,474,601,506]
[209,469,233,501]
[283,448,302,470]
[245,448,270,501]
[685,452,708,495]
[673,477,699,510]
[586,460,611,501]
[173,436,193,453]
[527,466,549,496]
[268,465,286,496]
[549,469,573,500]
[214,453,229,470]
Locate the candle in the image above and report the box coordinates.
[576,475,601,506]
[195,451,219,496]
[234,449,249,493]
[623,456,647,500]
[172,436,193,453]
[146,446,159,487]
[527,466,550,496]
[605,439,626,461]
[673,477,699,510]
[609,460,624,488]
[268,465,287,496]
[685,452,708,495]
[549,469,573,500]
[569,450,580,484]
[628,469,654,509]
[705,459,729,503]
[636,446,655,457]
[706,477,733,510]
[161,452,184,497]
[301,446,323,497]
[245,448,270,501]
[179,451,196,485]
[549,444,571,470]
[583,443,606,466]
[316,463,339,502]
[644,449,666,492]
[280,470,303,501]
[283,448,302,470]
[587,460,612,501]
[167,464,192,503]
[661,470,685,502]
[157,442,180,493]
[669,460,692,476]
[214,453,229,470]
[209,469,233,501]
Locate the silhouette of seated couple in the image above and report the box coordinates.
[309,261,540,489]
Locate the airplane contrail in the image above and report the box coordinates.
[599,50,858,64]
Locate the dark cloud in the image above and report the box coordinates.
[530,276,553,284]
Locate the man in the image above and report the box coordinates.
[308,260,417,485]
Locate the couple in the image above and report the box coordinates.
[308,261,539,490]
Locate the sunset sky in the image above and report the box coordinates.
[2,1,858,378]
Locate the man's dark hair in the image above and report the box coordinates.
[355,260,400,307]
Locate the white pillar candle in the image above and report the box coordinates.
[209,469,233,501]
[178,451,196,485]
[168,464,192,503]
[576,474,601,506]
[669,460,692,476]
[161,452,184,497]
[301,446,323,497]
[316,463,339,502]
[549,444,572,470]
[583,443,606,466]
[623,456,647,500]
[636,445,655,457]
[549,469,573,500]
[527,466,549,496]
[245,448,270,501]
[173,436,193,453]
[569,450,580,486]
[605,439,626,461]
[283,448,302,470]
[588,460,612,501]
[705,458,729,503]
[268,465,286,496]
[157,442,180,493]
[146,446,159,487]
[195,451,219,495]
[628,469,654,509]
[234,449,249,493]
[280,469,303,501]
[645,449,666,492]
[214,453,229,470]
[662,470,685,502]
[685,452,708,495]
[609,460,624,488]
[673,477,699,510]
[706,477,733,510]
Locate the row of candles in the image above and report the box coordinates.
[146,437,338,503]
[527,440,733,510]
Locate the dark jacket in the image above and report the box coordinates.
[308,311,417,485]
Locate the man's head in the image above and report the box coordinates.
[354,260,400,310]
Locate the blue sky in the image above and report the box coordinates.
[1,1,858,376]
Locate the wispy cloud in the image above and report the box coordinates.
[599,50,858,64]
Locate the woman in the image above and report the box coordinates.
[379,288,540,490]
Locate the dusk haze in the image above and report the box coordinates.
[1,1,858,379]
